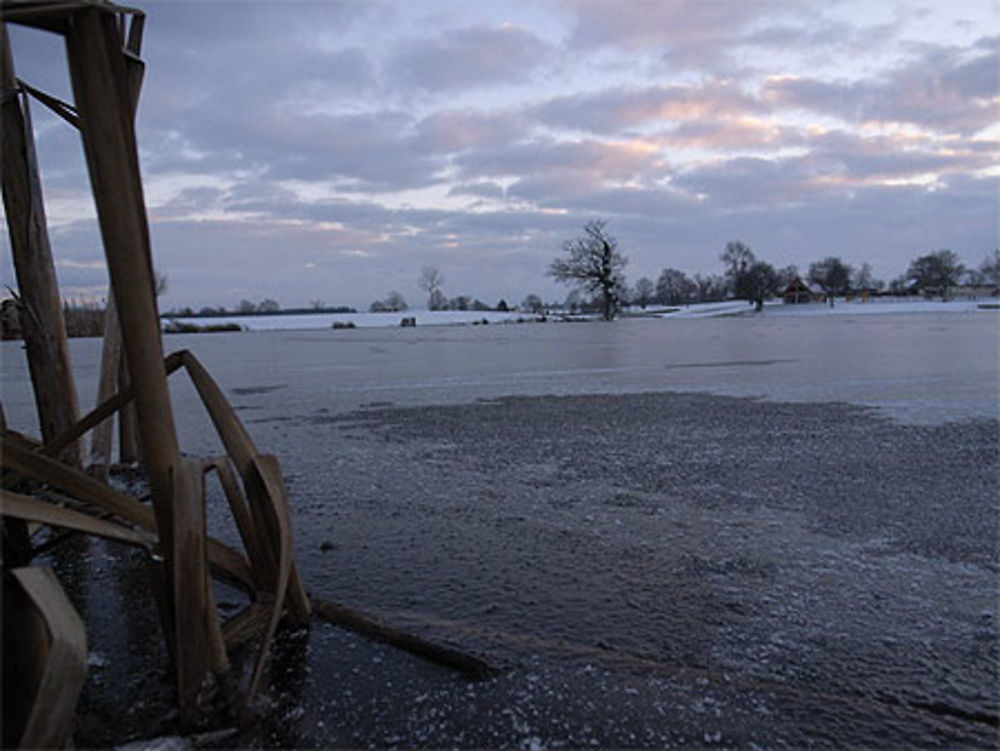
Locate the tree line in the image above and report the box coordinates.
[545,220,1000,320]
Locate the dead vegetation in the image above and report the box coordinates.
[1,2,489,746]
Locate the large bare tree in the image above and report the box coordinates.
[549,220,627,320]
[418,265,444,310]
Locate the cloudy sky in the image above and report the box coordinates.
[2,0,997,311]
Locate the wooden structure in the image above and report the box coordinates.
[1,1,491,744]
[782,276,823,305]
[2,566,88,749]
[0,0,310,734]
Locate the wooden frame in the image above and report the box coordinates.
[1,2,494,739]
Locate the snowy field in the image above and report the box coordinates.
[663,297,995,319]
[163,296,996,331]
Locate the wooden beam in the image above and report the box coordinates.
[64,5,180,552]
[9,566,88,749]
[171,459,214,727]
[1,21,81,468]
[1,489,155,548]
[89,294,121,480]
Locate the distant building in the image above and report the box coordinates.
[782,276,823,304]
[949,284,998,300]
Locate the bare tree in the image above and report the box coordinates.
[655,268,694,305]
[521,294,544,313]
[808,256,853,306]
[719,240,757,301]
[633,277,655,309]
[745,261,780,312]
[978,249,999,286]
[418,266,444,310]
[549,219,627,321]
[907,250,965,298]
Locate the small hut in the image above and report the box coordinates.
[783,276,820,304]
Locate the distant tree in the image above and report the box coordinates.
[564,289,582,313]
[521,294,544,314]
[906,250,965,298]
[632,277,655,309]
[258,298,280,313]
[693,273,727,302]
[386,291,408,311]
[419,266,444,309]
[744,261,780,312]
[777,265,799,289]
[237,299,257,314]
[496,299,509,312]
[852,262,874,290]
[978,249,999,286]
[310,299,325,310]
[449,295,472,311]
[720,240,759,301]
[656,268,695,305]
[550,220,627,321]
[808,256,853,306]
[720,240,755,296]
[428,288,447,311]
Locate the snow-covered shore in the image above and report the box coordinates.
[165,296,997,331]
[658,297,997,319]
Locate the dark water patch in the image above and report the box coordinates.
[664,358,796,369]
[230,384,287,396]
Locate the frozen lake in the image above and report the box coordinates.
[2,311,998,748]
[3,309,997,436]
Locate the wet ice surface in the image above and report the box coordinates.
[2,313,998,747]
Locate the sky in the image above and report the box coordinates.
[2,0,997,311]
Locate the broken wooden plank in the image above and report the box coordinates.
[1,489,154,548]
[42,351,184,462]
[65,3,180,554]
[5,431,257,591]
[221,598,273,652]
[8,566,87,749]
[242,455,294,709]
[205,458,265,590]
[1,21,81,468]
[179,351,310,621]
[311,596,495,679]
[89,294,121,481]
[3,431,154,528]
[171,459,214,727]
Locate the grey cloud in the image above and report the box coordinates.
[673,155,843,207]
[447,182,506,200]
[388,24,554,91]
[533,81,760,135]
[564,0,804,68]
[414,110,528,153]
[456,137,667,184]
[763,36,999,134]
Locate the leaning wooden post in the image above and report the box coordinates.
[89,294,121,480]
[64,7,217,704]
[64,6,179,545]
[118,352,140,464]
[0,21,82,468]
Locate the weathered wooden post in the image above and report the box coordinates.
[63,6,213,724]
[0,21,82,468]
[89,295,121,480]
